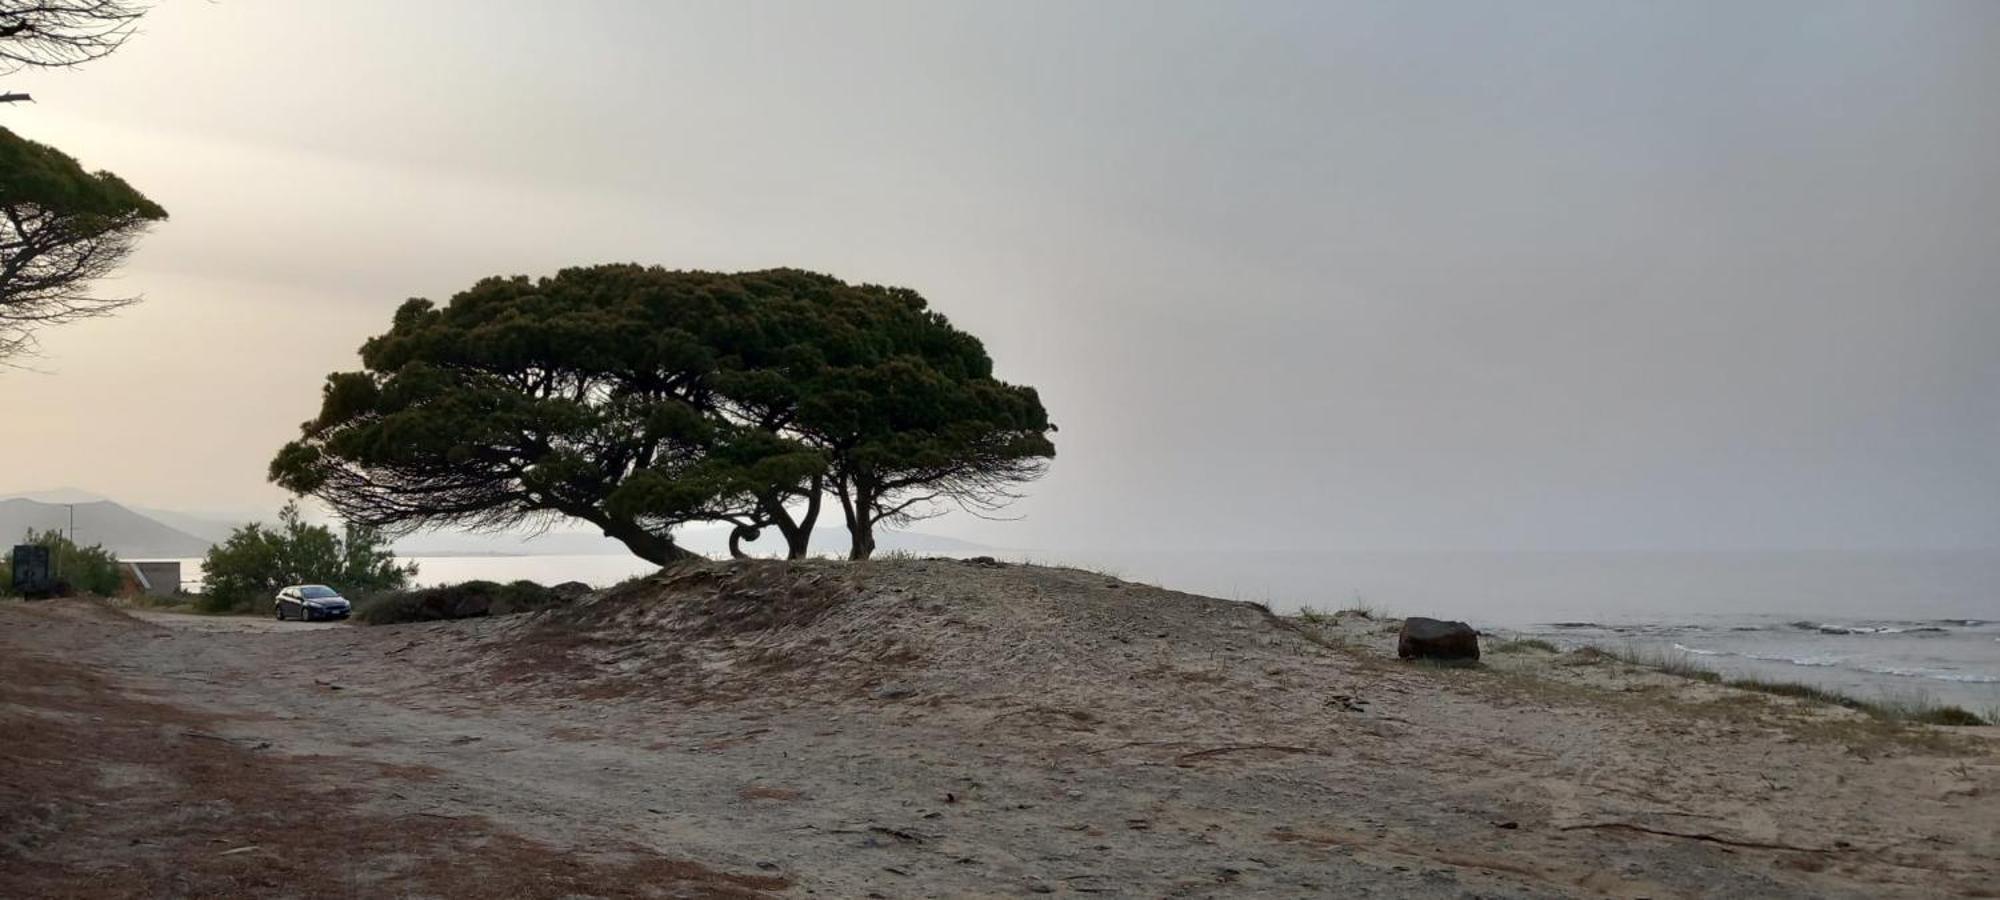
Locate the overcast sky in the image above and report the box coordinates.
[3,0,1997,552]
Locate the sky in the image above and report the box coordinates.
[2,0,1998,553]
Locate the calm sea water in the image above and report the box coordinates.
[178,548,2000,712]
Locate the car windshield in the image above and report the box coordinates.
[297,586,341,600]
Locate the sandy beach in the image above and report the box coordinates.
[3,559,1996,898]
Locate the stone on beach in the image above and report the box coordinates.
[1397,616,1480,661]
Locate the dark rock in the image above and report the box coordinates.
[1396,617,1480,661]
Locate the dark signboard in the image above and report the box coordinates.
[10,544,55,597]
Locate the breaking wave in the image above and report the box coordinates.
[1852,665,2000,684]
[1788,621,1950,635]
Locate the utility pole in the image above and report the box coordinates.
[55,503,74,582]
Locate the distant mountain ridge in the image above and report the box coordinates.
[0,498,213,559]
[130,506,243,544]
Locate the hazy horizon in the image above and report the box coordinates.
[5,1,1999,554]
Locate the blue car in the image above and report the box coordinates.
[275,584,352,621]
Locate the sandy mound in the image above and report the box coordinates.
[446,558,1344,720]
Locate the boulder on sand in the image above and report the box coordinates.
[1397,617,1480,662]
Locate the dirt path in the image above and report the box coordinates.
[3,563,1996,898]
[0,602,786,899]
[125,609,351,634]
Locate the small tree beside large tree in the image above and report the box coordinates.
[723,274,1055,559]
[272,265,1054,562]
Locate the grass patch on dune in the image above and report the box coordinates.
[1720,679,1988,727]
[1296,605,1335,626]
[1490,637,1560,654]
[1579,643,1989,727]
[1590,643,1722,681]
[1291,597,1389,627]
[1338,595,1383,620]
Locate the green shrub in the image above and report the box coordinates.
[197,502,414,613]
[2,529,122,597]
[1492,638,1560,654]
[353,580,574,625]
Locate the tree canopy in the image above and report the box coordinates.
[0,1,147,76]
[272,265,1054,562]
[0,3,162,358]
[0,127,167,357]
[721,276,1055,558]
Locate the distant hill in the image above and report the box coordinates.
[129,506,244,544]
[0,498,212,559]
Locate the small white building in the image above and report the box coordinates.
[124,560,182,597]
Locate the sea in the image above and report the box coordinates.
[172,548,2000,714]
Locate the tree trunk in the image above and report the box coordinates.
[781,524,810,559]
[833,474,877,561]
[846,495,877,561]
[757,474,824,560]
[787,475,823,559]
[728,525,761,559]
[601,520,698,566]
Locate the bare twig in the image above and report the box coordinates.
[1559,822,1847,854]
[1082,739,1188,756]
[1174,744,1323,766]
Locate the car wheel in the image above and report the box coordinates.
[275,603,286,621]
